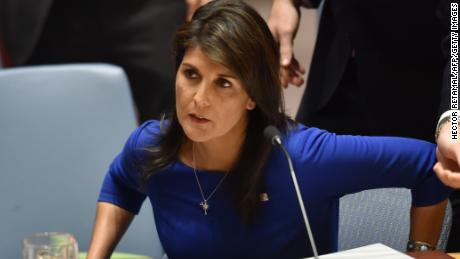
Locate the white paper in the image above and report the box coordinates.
[304,243,413,259]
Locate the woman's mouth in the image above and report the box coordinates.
[189,114,210,124]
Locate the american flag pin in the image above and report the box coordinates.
[259,192,269,202]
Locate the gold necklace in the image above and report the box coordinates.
[192,143,228,215]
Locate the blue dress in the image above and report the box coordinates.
[99,120,451,258]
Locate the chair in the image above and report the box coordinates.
[0,64,164,258]
[338,188,452,252]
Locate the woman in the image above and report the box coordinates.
[87,1,451,258]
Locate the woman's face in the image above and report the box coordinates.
[176,46,256,143]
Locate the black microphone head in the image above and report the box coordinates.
[264,125,282,145]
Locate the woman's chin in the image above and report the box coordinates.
[183,127,211,143]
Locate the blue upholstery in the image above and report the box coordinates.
[338,188,452,252]
[0,64,164,259]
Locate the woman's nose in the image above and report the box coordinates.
[193,81,212,108]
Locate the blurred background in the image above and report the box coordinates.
[249,0,319,118]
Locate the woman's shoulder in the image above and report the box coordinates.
[282,122,335,155]
[127,120,164,151]
[284,122,331,141]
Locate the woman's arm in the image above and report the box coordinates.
[409,199,448,249]
[293,127,452,248]
[86,202,135,259]
[88,122,158,258]
[293,128,451,204]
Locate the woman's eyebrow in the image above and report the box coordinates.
[181,62,196,69]
[181,62,237,79]
[218,73,237,79]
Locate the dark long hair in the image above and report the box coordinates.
[141,0,289,223]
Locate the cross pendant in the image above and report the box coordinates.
[200,200,209,215]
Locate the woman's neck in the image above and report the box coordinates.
[180,132,246,173]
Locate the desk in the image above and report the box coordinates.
[408,251,454,258]
[305,244,411,258]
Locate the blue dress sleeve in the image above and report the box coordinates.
[290,126,452,207]
[98,120,160,214]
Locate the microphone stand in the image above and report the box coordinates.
[273,135,319,259]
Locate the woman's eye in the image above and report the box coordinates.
[217,78,232,88]
[184,69,198,79]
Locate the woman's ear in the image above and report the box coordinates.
[246,99,256,110]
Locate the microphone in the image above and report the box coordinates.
[264,125,319,259]
[264,125,282,146]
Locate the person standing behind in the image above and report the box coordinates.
[268,0,460,251]
[0,0,208,123]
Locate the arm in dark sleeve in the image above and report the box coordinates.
[297,0,323,8]
[438,0,457,114]
[440,33,451,114]
[294,128,453,206]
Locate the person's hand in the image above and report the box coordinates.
[268,0,305,88]
[279,55,305,88]
[433,122,460,188]
[186,0,212,21]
